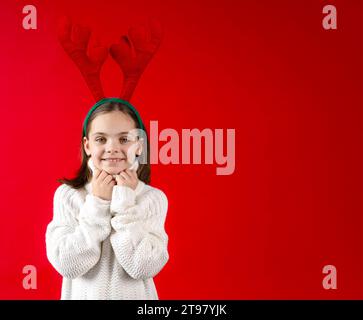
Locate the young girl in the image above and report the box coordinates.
[46,98,169,300]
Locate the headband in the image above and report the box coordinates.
[83,98,144,137]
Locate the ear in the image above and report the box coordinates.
[83,136,91,156]
[136,139,144,156]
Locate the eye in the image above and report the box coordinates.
[96,137,105,143]
[120,137,130,144]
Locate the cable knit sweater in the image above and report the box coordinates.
[45,180,169,300]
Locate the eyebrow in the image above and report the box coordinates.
[92,132,129,136]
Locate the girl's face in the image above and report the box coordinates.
[83,111,141,175]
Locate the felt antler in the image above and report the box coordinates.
[57,16,108,101]
[110,18,163,101]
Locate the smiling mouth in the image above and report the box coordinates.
[102,159,124,162]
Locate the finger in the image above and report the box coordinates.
[115,175,125,185]
[125,169,136,181]
[123,169,133,179]
[119,172,129,180]
[103,175,114,184]
[109,179,117,186]
[93,167,102,178]
[127,168,138,178]
[98,170,109,181]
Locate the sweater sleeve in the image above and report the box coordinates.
[45,184,112,279]
[109,184,169,280]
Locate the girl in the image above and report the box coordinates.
[45,98,169,300]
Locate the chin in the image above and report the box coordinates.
[104,168,117,174]
[104,167,126,175]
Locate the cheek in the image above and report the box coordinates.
[90,147,104,160]
[124,144,138,161]
[95,157,105,168]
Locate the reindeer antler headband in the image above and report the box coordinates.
[57,16,163,137]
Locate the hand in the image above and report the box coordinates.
[115,169,139,190]
[91,168,116,201]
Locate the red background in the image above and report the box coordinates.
[0,0,362,299]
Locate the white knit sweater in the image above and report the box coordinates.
[45,179,169,300]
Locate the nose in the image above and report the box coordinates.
[106,139,122,154]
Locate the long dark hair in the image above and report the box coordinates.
[57,101,151,189]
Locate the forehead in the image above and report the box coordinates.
[89,111,136,134]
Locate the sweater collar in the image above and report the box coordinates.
[84,179,145,196]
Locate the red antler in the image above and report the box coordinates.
[109,18,163,101]
[57,16,108,101]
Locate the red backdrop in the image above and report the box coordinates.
[0,0,362,299]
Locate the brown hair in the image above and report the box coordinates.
[57,101,151,189]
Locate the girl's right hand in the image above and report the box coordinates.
[91,168,116,201]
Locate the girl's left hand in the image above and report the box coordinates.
[115,169,139,190]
